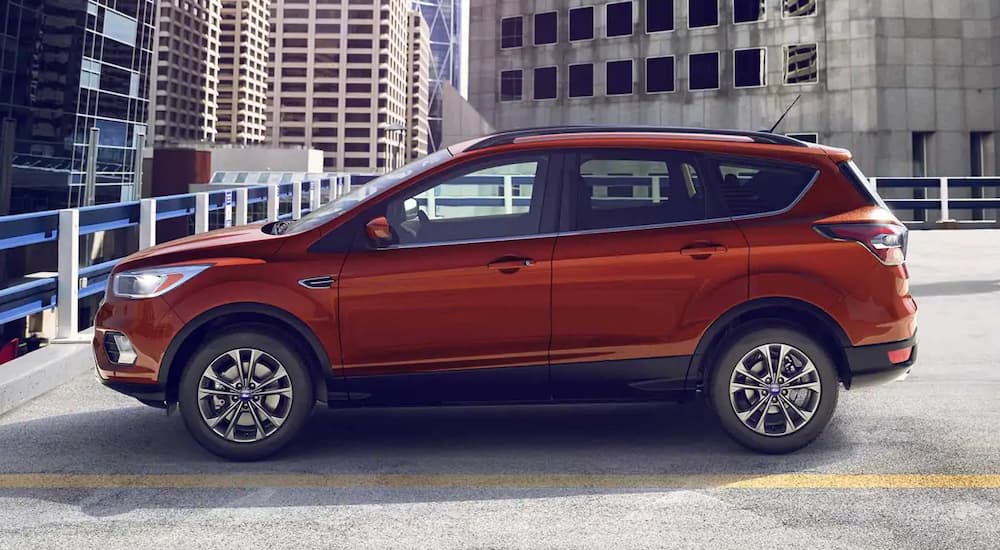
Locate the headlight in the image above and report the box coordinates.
[112,264,211,299]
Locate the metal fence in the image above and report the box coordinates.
[0,175,997,342]
[0,175,364,340]
[871,177,1000,227]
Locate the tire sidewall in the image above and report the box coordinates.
[708,324,839,454]
[179,329,314,461]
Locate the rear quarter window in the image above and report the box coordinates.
[709,157,818,217]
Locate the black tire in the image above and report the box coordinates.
[708,323,839,454]
[179,328,315,461]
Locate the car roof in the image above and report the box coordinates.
[462,126,809,151]
[449,126,850,163]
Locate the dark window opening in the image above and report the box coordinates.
[606,2,633,37]
[689,0,719,28]
[734,48,766,88]
[500,17,523,48]
[606,60,633,95]
[734,0,766,23]
[689,52,720,90]
[646,0,674,33]
[569,64,594,97]
[646,56,675,93]
[534,12,557,45]
[534,67,557,100]
[569,7,594,41]
[500,70,523,101]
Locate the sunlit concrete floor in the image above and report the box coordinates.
[0,230,998,549]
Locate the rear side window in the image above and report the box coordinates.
[710,157,818,216]
[840,160,889,209]
[569,151,725,231]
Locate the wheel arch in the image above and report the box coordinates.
[686,297,852,390]
[159,302,334,403]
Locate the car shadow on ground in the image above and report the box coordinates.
[0,398,856,515]
[909,279,1000,297]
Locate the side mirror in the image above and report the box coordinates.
[365,216,392,244]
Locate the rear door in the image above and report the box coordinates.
[549,148,749,401]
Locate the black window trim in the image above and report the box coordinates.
[350,151,563,251]
[703,152,821,220]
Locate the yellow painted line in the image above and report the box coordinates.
[0,474,998,490]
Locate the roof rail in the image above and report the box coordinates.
[464,125,808,151]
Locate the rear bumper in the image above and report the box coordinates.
[843,332,917,389]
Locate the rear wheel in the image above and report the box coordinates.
[179,329,314,460]
[708,324,839,454]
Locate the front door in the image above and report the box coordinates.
[339,153,559,404]
[549,148,750,401]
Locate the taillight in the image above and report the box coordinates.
[814,223,908,266]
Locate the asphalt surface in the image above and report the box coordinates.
[1,230,999,549]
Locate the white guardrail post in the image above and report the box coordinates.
[503,175,514,214]
[311,181,322,210]
[139,198,156,249]
[292,181,302,220]
[56,209,79,339]
[267,186,279,221]
[329,177,340,202]
[235,188,248,225]
[194,193,209,233]
[939,177,952,222]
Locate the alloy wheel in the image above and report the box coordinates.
[196,348,294,443]
[728,343,822,437]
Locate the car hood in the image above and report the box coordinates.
[115,223,285,271]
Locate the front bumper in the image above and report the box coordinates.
[97,376,168,408]
[843,332,917,389]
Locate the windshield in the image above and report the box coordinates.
[283,148,453,234]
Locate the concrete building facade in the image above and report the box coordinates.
[150,0,223,146]
[468,0,1000,177]
[266,0,428,172]
[217,0,270,144]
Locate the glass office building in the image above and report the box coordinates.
[412,0,465,151]
[0,0,154,214]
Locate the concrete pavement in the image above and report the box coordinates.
[0,230,998,549]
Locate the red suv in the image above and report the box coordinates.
[94,127,917,460]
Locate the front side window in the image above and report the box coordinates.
[384,156,548,246]
[284,149,453,234]
[710,157,818,216]
[569,151,723,231]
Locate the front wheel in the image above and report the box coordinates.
[179,329,314,461]
[708,325,839,454]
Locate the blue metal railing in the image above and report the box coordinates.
[0,174,997,335]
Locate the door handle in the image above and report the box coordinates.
[488,256,535,272]
[680,244,728,258]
